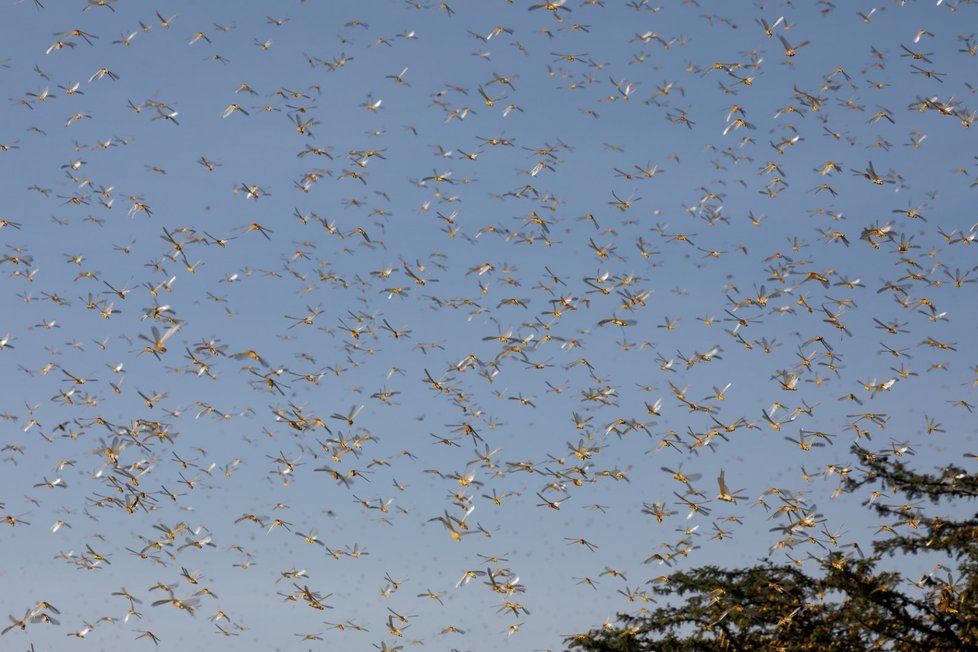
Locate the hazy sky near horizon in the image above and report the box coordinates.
[0,0,977,650]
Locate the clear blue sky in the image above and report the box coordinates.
[0,0,976,650]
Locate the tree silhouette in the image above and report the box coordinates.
[566,446,978,651]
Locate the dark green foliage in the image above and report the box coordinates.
[566,447,978,651]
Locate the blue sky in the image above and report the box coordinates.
[1,0,977,649]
